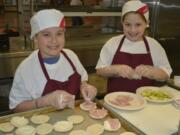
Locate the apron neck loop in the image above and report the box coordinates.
[61,50,77,72]
[38,51,50,80]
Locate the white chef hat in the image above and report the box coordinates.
[122,0,149,23]
[30,9,65,39]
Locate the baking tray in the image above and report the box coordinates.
[98,100,146,135]
[0,100,143,135]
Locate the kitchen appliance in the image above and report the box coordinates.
[0,33,9,51]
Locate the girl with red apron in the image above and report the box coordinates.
[38,50,81,98]
[107,36,154,93]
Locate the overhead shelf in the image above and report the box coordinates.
[35,6,122,16]
[63,11,121,17]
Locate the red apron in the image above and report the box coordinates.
[107,35,154,93]
[38,50,81,98]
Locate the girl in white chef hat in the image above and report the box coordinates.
[9,9,97,112]
[96,0,172,93]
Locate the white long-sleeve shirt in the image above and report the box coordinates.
[96,35,172,76]
[9,49,88,109]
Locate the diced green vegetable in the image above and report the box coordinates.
[141,89,172,100]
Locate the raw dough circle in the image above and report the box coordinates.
[54,121,73,132]
[120,132,137,135]
[31,115,50,124]
[15,125,35,135]
[67,115,84,124]
[0,122,14,132]
[36,123,53,135]
[80,102,97,111]
[86,124,104,135]
[69,130,88,135]
[89,108,108,119]
[104,119,121,131]
[10,116,29,127]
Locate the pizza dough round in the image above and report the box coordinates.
[36,123,53,135]
[10,116,29,127]
[120,132,137,135]
[67,115,84,124]
[69,130,88,135]
[89,108,108,119]
[15,125,36,135]
[104,118,121,131]
[30,115,50,124]
[54,121,73,132]
[80,101,97,111]
[86,124,104,135]
[0,122,14,132]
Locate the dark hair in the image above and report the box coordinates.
[122,11,147,23]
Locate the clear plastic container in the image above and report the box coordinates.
[174,98,180,109]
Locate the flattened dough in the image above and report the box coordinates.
[120,132,137,135]
[0,122,14,132]
[69,130,88,135]
[31,115,50,124]
[36,123,53,135]
[67,115,84,124]
[86,124,104,135]
[54,121,73,132]
[104,118,121,131]
[80,101,97,111]
[10,116,29,127]
[15,125,35,135]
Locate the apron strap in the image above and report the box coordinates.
[61,50,77,72]
[143,36,150,52]
[111,35,125,64]
[38,50,78,81]
[38,51,50,80]
[115,35,150,55]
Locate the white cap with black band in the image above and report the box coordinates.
[122,0,149,23]
[30,9,65,39]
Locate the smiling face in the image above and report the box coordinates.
[35,27,65,58]
[122,12,147,42]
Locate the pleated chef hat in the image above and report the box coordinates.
[30,9,65,39]
[122,0,149,22]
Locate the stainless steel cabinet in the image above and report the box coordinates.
[146,0,180,75]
